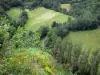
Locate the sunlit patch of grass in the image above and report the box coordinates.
[7,8,21,20]
[61,4,71,12]
[7,7,74,31]
[25,7,74,31]
[67,28,100,53]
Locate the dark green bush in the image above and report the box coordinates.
[39,26,49,39]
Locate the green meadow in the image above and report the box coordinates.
[7,7,74,31]
[24,7,73,31]
[61,4,71,12]
[67,28,100,52]
[7,8,21,20]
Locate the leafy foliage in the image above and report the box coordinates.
[7,48,66,75]
[11,27,40,48]
[39,26,49,39]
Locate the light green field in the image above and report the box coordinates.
[7,7,74,31]
[24,7,74,31]
[61,4,71,12]
[67,28,100,52]
[7,8,21,20]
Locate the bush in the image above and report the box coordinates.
[51,21,59,28]
[56,25,69,38]
[39,26,49,39]
[11,27,40,48]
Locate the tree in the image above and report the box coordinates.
[56,25,69,38]
[52,37,62,61]
[61,39,73,64]
[39,26,49,39]
[71,44,82,74]
[51,21,58,28]
[90,49,100,75]
[78,50,91,75]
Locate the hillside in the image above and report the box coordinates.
[7,7,74,31]
[7,48,70,75]
[1,0,100,75]
[67,28,100,53]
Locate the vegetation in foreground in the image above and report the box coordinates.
[0,0,100,75]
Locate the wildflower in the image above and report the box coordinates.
[18,62,22,65]
[9,57,14,62]
[45,66,52,73]
[23,56,28,59]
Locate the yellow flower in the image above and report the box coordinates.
[45,66,52,73]
[18,62,22,65]
[9,57,14,61]
[23,56,28,59]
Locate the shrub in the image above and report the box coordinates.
[11,27,40,48]
[56,25,69,38]
[39,26,49,39]
[51,21,59,28]
[90,49,100,75]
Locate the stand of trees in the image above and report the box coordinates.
[44,31,100,75]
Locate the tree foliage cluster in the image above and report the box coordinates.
[70,0,100,26]
[39,22,69,40]
[11,27,40,49]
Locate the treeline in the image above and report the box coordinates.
[39,17,98,40]
[28,0,60,11]
[70,0,100,25]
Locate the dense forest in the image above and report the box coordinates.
[0,0,100,75]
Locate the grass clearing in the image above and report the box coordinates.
[61,4,71,12]
[7,8,21,20]
[67,28,100,52]
[25,7,74,31]
[7,7,74,31]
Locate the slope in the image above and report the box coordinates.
[25,7,74,31]
[67,28,100,52]
[7,7,74,31]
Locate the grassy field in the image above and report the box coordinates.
[7,7,74,31]
[67,28,100,52]
[7,8,21,20]
[24,7,74,31]
[61,4,71,12]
